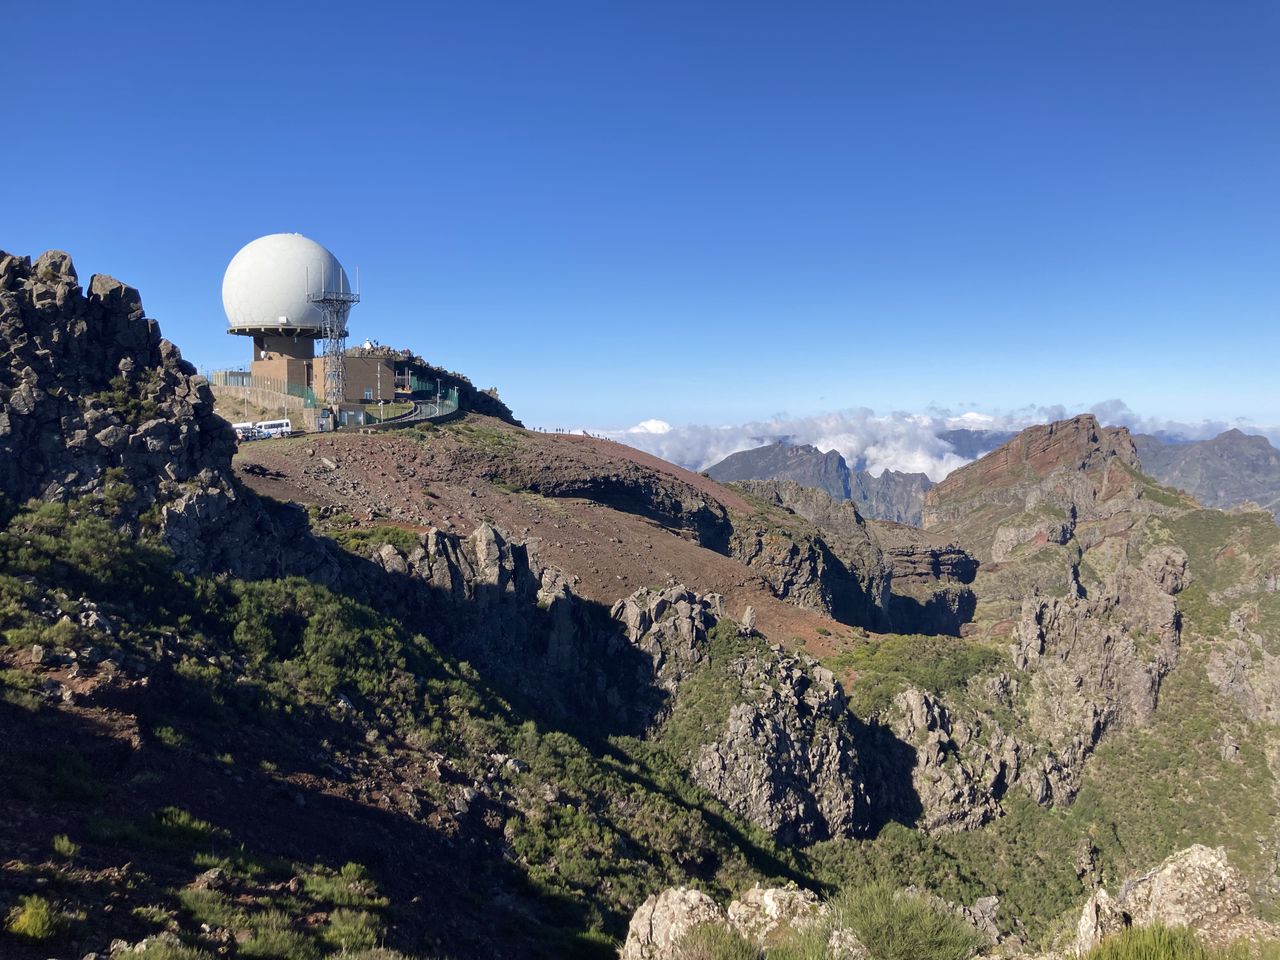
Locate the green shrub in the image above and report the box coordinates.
[829,883,980,960]
[322,908,384,951]
[176,888,249,929]
[238,912,317,959]
[133,941,215,960]
[52,833,80,858]
[302,861,388,908]
[153,725,188,749]
[1080,924,1280,960]
[825,635,1005,717]
[673,923,760,959]
[5,894,64,941]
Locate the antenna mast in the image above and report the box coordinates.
[308,266,360,409]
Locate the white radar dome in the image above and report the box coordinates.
[222,233,351,333]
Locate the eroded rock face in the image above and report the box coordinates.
[888,687,1019,833]
[1012,551,1183,805]
[870,519,979,635]
[1075,846,1279,954]
[692,650,871,844]
[612,585,722,709]
[368,528,722,730]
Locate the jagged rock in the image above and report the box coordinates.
[620,887,725,960]
[611,585,721,706]
[1074,846,1279,954]
[0,249,333,582]
[692,650,871,844]
[889,687,1017,833]
[706,440,933,525]
[1012,555,1181,805]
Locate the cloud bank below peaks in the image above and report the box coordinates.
[599,399,1280,483]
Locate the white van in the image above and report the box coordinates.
[255,419,293,438]
[232,422,258,441]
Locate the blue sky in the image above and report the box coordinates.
[5,1,1278,430]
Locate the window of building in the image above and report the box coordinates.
[363,388,373,400]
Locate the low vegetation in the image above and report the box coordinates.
[824,633,1006,717]
[0,494,799,956]
[1082,925,1280,960]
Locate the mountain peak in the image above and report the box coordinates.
[926,414,1138,511]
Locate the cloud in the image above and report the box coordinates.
[1084,399,1272,443]
[599,401,1280,482]
[606,408,974,481]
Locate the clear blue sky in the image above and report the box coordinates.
[6,1,1278,428]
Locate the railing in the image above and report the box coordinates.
[209,370,317,408]
[369,387,460,426]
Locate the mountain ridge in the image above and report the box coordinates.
[706,441,934,525]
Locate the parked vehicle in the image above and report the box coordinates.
[232,421,260,442]
[255,419,293,438]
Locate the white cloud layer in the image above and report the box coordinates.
[594,400,1280,483]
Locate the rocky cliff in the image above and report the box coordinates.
[730,480,892,629]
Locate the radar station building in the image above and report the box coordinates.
[216,233,457,428]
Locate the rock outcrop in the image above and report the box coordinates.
[922,415,1146,562]
[888,687,1020,833]
[620,887,727,960]
[691,649,871,844]
[621,885,862,960]
[0,250,330,581]
[732,480,891,628]
[1012,548,1184,804]
[1075,846,1279,954]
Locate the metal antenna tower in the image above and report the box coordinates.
[307,265,360,408]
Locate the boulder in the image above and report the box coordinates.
[620,887,725,960]
[726,885,824,945]
[1074,845,1279,955]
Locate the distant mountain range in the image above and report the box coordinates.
[705,429,1014,525]
[1135,429,1280,519]
[706,428,1280,527]
[705,442,935,525]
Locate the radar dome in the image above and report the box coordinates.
[222,233,351,334]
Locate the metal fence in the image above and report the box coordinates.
[209,370,317,408]
[367,387,460,426]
